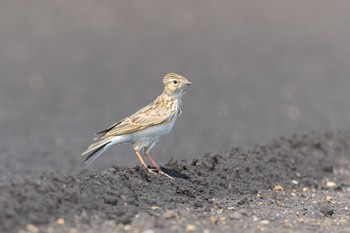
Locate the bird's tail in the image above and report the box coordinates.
[81,136,114,166]
[83,144,110,166]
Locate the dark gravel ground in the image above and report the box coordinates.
[2,130,350,233]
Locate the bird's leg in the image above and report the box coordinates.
[144,151,173,179]
[144,152,161,170]
[134,151,157,175]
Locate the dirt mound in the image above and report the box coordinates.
[1,130,350,232]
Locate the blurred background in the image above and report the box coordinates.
[1,0,350,183]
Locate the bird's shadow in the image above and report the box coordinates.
[158,167,190,179]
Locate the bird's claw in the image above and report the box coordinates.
[147,167,173,179]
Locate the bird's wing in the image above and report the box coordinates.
[95,97,175,138]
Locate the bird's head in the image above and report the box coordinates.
[163,73,192,97]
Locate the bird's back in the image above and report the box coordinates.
[95,93,180,140]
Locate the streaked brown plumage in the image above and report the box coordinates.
[81,73,191,178]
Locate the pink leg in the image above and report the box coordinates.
[134,151,157,174]
[135,151,147,167]
[144,152,173,179]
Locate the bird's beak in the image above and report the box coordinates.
[185,81,192,86]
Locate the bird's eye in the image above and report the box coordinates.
[172,80,178,84]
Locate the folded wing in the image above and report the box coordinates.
[95,97,174,139]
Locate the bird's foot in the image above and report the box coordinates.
[147,167,174,179]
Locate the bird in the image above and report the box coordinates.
[81,73,191,178]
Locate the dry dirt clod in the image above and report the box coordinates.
[320,207,334,217]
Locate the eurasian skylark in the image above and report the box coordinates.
[81,73,191,178]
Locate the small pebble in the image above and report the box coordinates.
[219,217,226,223]
[302,187,309,192]
[57,218,65,225]
[123,225,131,231]
[326,181,336,188]
[47,226,53,233]
[186,224,196,232]
[163,210,177,220]
[326,196,333,202]
[27,224,39,233]
[229,212,242,220]
[260,220,269,225]
[142,230,155,233]
[292,180,299,185]
[273,185,284,192]
[209,216,217,224]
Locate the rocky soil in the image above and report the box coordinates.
[1,130,350,233]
